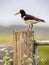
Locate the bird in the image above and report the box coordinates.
[14,9,45,31]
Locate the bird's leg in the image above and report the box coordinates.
[26,25,30,31]
[27,25,30,31]
[29,25,33,31]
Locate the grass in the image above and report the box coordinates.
[38,46,49,65]
[34,35,49,65]
[34,34,49,40]
[0,34,49,65]
[0,34,13,43]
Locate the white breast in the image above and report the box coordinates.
[24,20,40,25]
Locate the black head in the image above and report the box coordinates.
[20,9,26,16]
[14,9,26,18]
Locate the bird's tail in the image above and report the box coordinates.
[40,19,45,23]
[38,19,45,23]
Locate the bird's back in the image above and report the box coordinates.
[24,14,35,20]
[24,14,45,22]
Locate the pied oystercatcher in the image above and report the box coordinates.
[14,9,45,31]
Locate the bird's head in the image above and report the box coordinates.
[20,9,26,15]
[14,9,26,16]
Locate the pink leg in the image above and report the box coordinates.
[27,25,30,31]
[29,25,33,31]
[26,25,30,31]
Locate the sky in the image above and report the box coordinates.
[0,0,49,26]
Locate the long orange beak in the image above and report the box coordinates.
[14,11,20,15]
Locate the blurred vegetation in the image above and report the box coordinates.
[0,48,13,65]
[0,34,13,43]
[0,25,49,65]
[38,46,49,65]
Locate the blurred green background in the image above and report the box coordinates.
[0,25,49,65]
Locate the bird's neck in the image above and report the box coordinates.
[21,14,26,18]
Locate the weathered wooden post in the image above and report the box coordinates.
[13,30,34,65]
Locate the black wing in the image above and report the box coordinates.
[24,14,35,20]
[24,14,45,22]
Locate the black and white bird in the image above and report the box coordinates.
[14,9,45,31]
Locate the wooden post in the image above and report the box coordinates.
[13,31,34,65]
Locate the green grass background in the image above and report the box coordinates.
[0,33,49,65]
[35,35,49,65]
[0,34,13,43]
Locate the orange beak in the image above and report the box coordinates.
[14,11,20,15]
